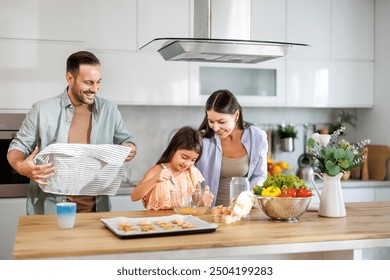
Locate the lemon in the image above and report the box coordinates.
[272,165,282,174]
[279,161,288,169]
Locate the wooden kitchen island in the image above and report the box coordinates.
[13,202,390,260]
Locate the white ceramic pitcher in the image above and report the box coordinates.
[310,172,346,217]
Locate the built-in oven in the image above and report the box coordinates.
[0,114,30,198]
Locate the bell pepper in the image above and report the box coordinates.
[279,187,297,197]
[296,187,313,197]
[261,186,281,197]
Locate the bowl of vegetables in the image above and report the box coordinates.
[253,174,313,222]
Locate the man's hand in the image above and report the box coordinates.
[8,147,55,186]
[121,142,137,161]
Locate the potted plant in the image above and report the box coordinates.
[328,110,357,134]
[278,123,298,152]
[306,127,370,217]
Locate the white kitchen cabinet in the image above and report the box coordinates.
[0,0,84,41]
[252,0,286,42]
[84,0,192,106]
[110,195,145,212]
[286,0,331,59]
[97,51,190,105]
[285,0,374,108]
[0,40,83,111]
[286,59,374,108]
[0,0,376,109]
[309,181,390,205]
[189,59,286,107]
[286,0,374,61]
[342,187,376,202]
[0,0,85,111]
[137,0,191,49]
[84,0,137,51]
[86,0,189,52]
[0,198,26,260]
[376,188,390,201]
[331,0,374,60]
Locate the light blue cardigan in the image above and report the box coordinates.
[196,125,268,206]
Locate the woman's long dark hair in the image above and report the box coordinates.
[198,89,250,138]
[156,126,203,164]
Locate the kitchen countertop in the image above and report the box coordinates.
[114,179,390,196]
[311,179,390,188]
[13,201,390,260]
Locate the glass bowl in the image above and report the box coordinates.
[170,189,209,215]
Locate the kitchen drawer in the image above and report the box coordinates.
[0,198,26,260]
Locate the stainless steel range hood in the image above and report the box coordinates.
[139,0,309,64]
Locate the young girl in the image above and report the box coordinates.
[131,126,213,210]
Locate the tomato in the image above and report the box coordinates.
[279,188,297,197]
[296,187,313,197]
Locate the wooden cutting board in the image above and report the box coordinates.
[366,144,390,180]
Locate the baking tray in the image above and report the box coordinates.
[101,214,218,239]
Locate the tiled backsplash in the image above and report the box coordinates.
[119,105,357,181]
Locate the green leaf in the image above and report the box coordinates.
[324,148,335,157]
[345,150,354,161]
[325,160,341,176]
[333,148,346,160]
[340,160,350,169]
[307,138,316,148]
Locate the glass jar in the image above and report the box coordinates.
[229,177,250,202]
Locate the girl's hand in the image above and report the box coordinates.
[156,168,173,183]
[200,185,214,207]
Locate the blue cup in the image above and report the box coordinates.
[56,202,77,229]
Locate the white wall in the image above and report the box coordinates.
[357,0,390,178]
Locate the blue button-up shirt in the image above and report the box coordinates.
[8,89,135,214]
[196,125,268,206]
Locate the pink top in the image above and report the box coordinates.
[143,166,205,210]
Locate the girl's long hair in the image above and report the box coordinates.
[198,89,250,138]
[156,126,203,164]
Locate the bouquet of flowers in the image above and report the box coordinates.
[306,127,371,176]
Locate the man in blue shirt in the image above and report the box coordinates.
[7,51,136,214]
